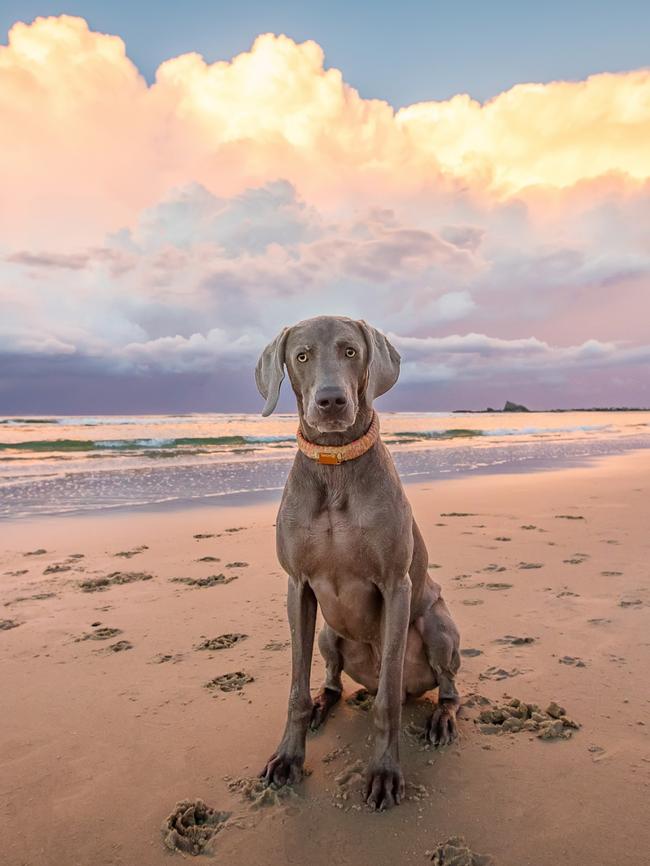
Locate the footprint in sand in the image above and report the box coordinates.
[79,572,153,592]
[75,626,122,642]
[494,635,534,646]
[558,655,586,667]
[5,591,56,605]
[619,597,643,608]
[113,545,148,559]
[428,563,442,570]
[460,648,483,657]
[195,633,248,651]
[556,590,580,598]
[494,537,511,542]
[563,557,588,565]
[440,512,477,517]
[5,569,28,577]
[172,574,237,588]
[482,564,506,573]
[162,799,231,856]
[588,618,611,625]
[479,666,523,681]
[555,514,585,520]
[322,745,352,764]
[263,640,290,651]
[193,533,216,540]
[151,652,184,664]
[78,577,112,592]
[426,835,494,865]
[205,671,253,692]
[108,571,152,585]
[100,640,133,653]
[485,582,512,591]
[225,561,249,568]
[587,744,608,762]
[461,599,484,606]
[197,556,220,563]
[0,619,20,631]
[23,549,47,556]
[44,563,71,574]
[332,759,366,806]
[227,776,298,809]
[601,571,623,577]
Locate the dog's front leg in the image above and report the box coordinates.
[365,575,412,810]
[260,576,316,787]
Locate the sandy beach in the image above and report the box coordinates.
[1,448,649,866]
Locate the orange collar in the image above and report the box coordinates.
[296,411,380,465]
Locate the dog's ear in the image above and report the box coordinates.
[357,320,401,402]
[255,327,290,416]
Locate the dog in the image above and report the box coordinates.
[255,315,461,810]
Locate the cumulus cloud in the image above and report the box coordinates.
[1,15,649,410]
[2,15,650,247]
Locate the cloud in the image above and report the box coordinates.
[2,15,650,248]
[1,15,650,410]
[392,332,650,384]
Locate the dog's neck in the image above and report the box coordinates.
[296,400,375,447]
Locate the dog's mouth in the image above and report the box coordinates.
[312,418,353,433]
[304,409,357,434]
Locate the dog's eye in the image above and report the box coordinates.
[296,352,308,363]
[345,347,356,358]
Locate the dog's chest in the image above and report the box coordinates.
[282,502,385,641]
[278,489,383,580]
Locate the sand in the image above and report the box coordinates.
[1,449,649,865]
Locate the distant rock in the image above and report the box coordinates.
[503,400,529,412]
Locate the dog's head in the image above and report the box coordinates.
[255,316,400,432]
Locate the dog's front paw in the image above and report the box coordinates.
[426,700,459,747]
[365,759,404,810]
[259,750,305,787]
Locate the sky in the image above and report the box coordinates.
[1,4,649,413]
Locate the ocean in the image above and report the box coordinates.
[1,411,649,519]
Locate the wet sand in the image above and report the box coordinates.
[1,450,649,865]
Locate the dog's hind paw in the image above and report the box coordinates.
[310,687,341,731]
[426,700,459,747]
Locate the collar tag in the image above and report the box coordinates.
[318,452,342,465]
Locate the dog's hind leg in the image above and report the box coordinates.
[417,596,461,747]
[310,623,343,730]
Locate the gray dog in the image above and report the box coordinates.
[255,315,461,810]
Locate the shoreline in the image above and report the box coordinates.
[3,432,650,522]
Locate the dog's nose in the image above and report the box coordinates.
[315,387,348,412]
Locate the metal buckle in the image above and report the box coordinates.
[318,452,342,465]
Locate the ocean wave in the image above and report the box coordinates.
[0,434,296,454]
[390,429,483,441]
[388,424,610,442]
[484,424,610,436]
[0,418,57,425]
